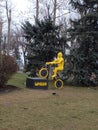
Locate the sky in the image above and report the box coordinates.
[1,0,75,63]
[10,0,72,24]
[1,0,78,31]
[10,0,33,25]
[11,0,30,12]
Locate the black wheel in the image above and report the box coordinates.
[54,79,63,89]
[39,68,49,78]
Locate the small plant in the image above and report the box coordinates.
[0,54,17,87]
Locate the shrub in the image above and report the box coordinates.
[0,54,17,87]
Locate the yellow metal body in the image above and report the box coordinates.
[46,52,64,79]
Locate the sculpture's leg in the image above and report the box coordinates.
[52,67,58,79]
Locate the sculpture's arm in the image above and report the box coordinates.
[46,59,59,65]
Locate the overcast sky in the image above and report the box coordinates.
[1,0,78,30]
[10,0,71,23]
[11,0,30,12]
[10,0,32,25]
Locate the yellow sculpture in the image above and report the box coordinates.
[46,52,64,79]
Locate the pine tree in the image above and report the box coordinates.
[22,17,65,75]
[68,0,98,86]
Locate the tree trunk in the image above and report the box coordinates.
[53,0,57,25]
[0,20,2,66]
[6,1,11,55]
[7,10,11,55]
[35,0,39,25]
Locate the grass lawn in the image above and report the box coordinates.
[0,73,98,130]
[7,72,28,88]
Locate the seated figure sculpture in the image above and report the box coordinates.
[46,52,64,79]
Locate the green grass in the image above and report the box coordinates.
[8,73,55,89]
[0,73,98,130]
[7,72,28,88]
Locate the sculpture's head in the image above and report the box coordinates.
[58,52,63,58]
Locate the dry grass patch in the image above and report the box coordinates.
[0,87,98,130]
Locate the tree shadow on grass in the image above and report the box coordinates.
[0,85,21,94]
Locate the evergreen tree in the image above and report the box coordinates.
[22,17,65,75]
[68,0,98,86]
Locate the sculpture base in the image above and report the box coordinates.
[26,77,48,90]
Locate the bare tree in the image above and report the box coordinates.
[0,18,2,66]
[53,0,57,25]
[6,0,11,55]
[0,19,2,52]
[20,37,27,67]
[35,0,39,24]
[0,0,3,66]
[39,0,70,24]
[10,27,27,67]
